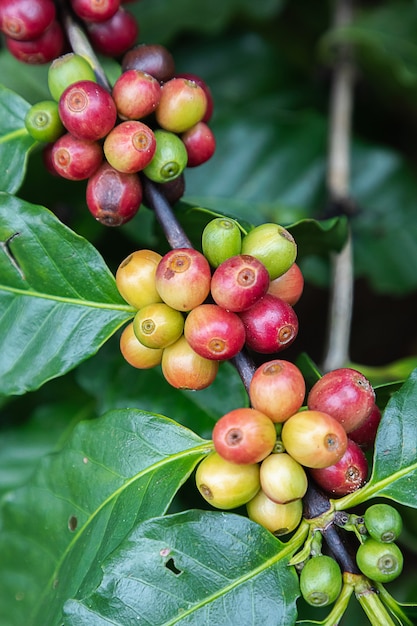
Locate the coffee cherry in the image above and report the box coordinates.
[121,43,176,82]
[5,19,65,64]
[241,223,297,280]
[59,80,117,142]
[195,451,260,510]
[307,368,376,434]
[249,359,306,423]
[184,304,246,361]
[260,453,308,503]
[210,254,270,312]
[356,538,403,583]
[70,0,120,23]
[308,438,368,497]
[246,490,303,536]
[116,249,162,309]
[299,555,343,607]
[103,121,156,174]
[0,0,56,41]
[175,72,214,122]
[24,100,64,143]
[85,7,138,57]
[133,302,184,349]
[281,410,348,469]
[202,218,242,268]
[112,69,161,120]
[48,53,97,102]
[155,77,207,133]
[161,335,219,390]
[42,142,59,176]
[155,248,211,312]
[212,407,276,464]
[86,162,143,226]
[239,294,299,354]
[181,121,216,167]
[142,129,188,183]
[143,175,186,208]
[51,133,103,180]
[119,322,163,369]
[267,262,304,306]
[349,403,382,450]
[364,503,403,543]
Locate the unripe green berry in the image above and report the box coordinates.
[48,52,97,101]
[196,451,260,510]
[356,538,403,583]
[25,100,65,142]
[133,302,184,349]
[201,217,242,268]
[143,129,188,183]
[364,503,403,543]
[241,223,297,280]
[300,555,343,607]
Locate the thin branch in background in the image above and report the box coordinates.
[322,0,356,373]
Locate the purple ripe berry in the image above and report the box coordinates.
[86,162,142,226]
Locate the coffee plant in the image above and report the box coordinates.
[2,0,417,624]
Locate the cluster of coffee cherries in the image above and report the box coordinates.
[298,502,404,608]
[23,42,215,226]
[0,0,138,64]
[195,364,380,537]
[116,219,301,390]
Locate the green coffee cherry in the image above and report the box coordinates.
[364,503,403,543]
[201,217,242,267]
[300,555,343,607]
[241,223,297,280]
[133,303,184,350]
[143,129,188,183]
[24,100,65,143]
[48,53,97,101]
[356,538,403,583]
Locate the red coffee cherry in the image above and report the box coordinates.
[281,410,348,469]
[103,121,156,174]
[212,407,277,465]
[210,254,270,313]
[59,80,117,142]
[119,322,163,369]
[181,121,216,167]
[5,19,65,64]
[184,304,246,361]
[161,335,219,390]
[116,249,162,309]
[70,0,120,23]
[112,69,161,120]
[308,438,369,497]
[238,294,299,354]
[85,7,138,57]
[249,359,306,423]
[260,452,308,503]
[349,403,382,450]
[51,133,103,180]
[86,162,143,226]
[155,77,207,133]
[155,248,212,312]
[267,262,304,306]
[0,0,56,41]
[121,43,176,82]
[307,367,376,433]
[246,490,303,536]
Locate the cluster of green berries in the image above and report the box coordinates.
[116,219,300,390]
[0,0,138,64]
[23,44,215,226]
[196,363,379,536]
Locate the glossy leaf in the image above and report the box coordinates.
[0,409,210,626]
[63,509,301,625]
[336,368,417,510]
[0,85,35,193]
[0,194,133,396]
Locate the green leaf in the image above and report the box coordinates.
[335,368,417,510]
[0,84,35,193]
[63,509,301,625]
[0,409,210,626]
[0,193,133,397]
